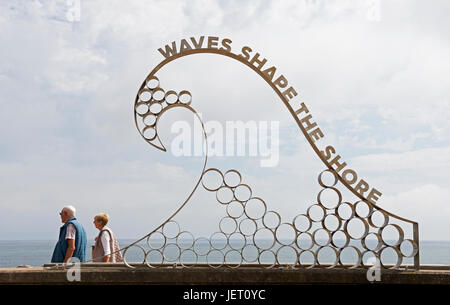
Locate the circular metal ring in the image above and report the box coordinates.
[216,186,234,204]
[178,90,192,105]
[234,184,252,202]
[146,231,167,250]
[378,223,404,247]
[224,249,243,268]
[144,249,163,268]
[368,209,390,229]
[179,249,198,268]
[263,210,281,230]
[293,214,312,233]
[335,201,355,221]
[338,246,362,269]
[322,213,342,232]
[123,244,147,269]
[253,228,276,251]
[317,187,342,210]
[226,200,245,219]
[298,250,317,269]
[193,237,211,256]
[139,88,152,102]
[146,76,159,89]
[244,197,267,220]
[152,88,165,102]
[275,223,297,246]
[176,231,195,249]
[296,232,314,250]
[312,228,332,247]
[162,220,181,239]
[164,90,178,105]
[206,249,225,268]
[241,244,259,263]
[316,246,339,268]
[400,239,419,258]
[307,204,326,222]
[228,232,247,250]
[343,217,370,240]
[361,232,383,252]
[379,245,403,269]
[201,168,224,192]
[331,230,350,249]
[239,218,257,237]
[224,169,242,188]
[219,217,237,235]
[275,245,299,266]
[354,200,374,218]
[258,250,277,269]
[142,126,157,141]
[361,250,380,268]
[142,113,157,127]
[318,169,338,188]
[162,243,181,263]
[210,231,228,251]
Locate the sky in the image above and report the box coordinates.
[0,0,449,242]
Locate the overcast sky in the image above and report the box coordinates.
[0,0,449,242]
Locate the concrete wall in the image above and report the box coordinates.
[1,264,449,285]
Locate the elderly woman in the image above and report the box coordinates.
[92,213,123,263]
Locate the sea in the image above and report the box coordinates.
[0,239,449,268]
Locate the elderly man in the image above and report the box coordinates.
[51,205,87,263]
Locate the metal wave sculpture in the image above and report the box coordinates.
[119,40,419,270]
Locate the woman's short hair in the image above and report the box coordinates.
[94,213,109,226]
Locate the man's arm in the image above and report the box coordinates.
[64,239,75,263]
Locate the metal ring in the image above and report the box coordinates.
[239,218,257,237]
[316,246,339,268]
[224,169,242,187]
[179,249,198,268]
[338,246,362,269]
[210,231,228,250]
[206,249,225,268]
[176,231,195,249]
[400,239,419,258]
[224,249,243,268]
[253,227,276,251]
[317,187,342,210]
[343,217,370,240]
[318,169,338,188]
[298,250,317,269]
[258,250,277,269]
[331,230,350,249]
[146,231,167,250]
[164,90,178,105]
[361,232,383,251]
[144,249,163,268]
[296,232,314,250]
[275,223,297,246]
[244,197,267,220]
[123,244,147,269]
[201,168,224,192]
[379,245,403,269]
[293,214,312,233]
[228,232,247,250]
[378,223,404,247]
[234,184,252,202]
[263,210,281,229]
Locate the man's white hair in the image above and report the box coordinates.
[62,205,76,217]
